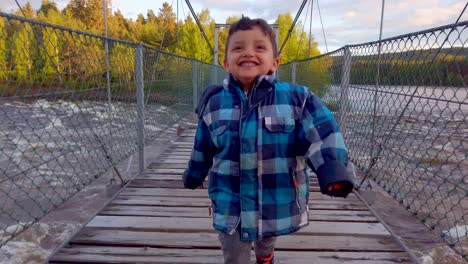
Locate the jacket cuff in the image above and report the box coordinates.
[182,169,201,189]
[316,160,353,194]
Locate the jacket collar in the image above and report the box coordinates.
[223,74,276,104]
[223,73,276,91]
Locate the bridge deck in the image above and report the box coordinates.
[49,128,412,264]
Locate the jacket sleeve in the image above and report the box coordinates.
[183,117,215,189]
[298,90,354,197]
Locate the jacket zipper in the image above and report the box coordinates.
[230,86,245,235]
[230,79,268,235]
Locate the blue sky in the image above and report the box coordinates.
[1,0,466,53]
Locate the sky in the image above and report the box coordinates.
[1,0,467,53]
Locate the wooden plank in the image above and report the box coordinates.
[151,160,189,164]
[50,246,410,264]
[151,159,190,164]
[148,163,188,169]
[157,154,191,159]
[118,188,357,202]
[110,195,368,210]
[164,151,192,156]
[171,141,196,145]
[143,168,186,174]
[127,179,205,189]
[120,188,362,204]
[166,148,193,151]
[86,216,390,236]
[100,205,377,222]
[138,174,318,187]
[167,147,193,150]
[128,179,324,192]
[71,228,400,251]
[139,174,185,180]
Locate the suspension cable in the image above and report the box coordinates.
[358,1,468,188]
[364,0,385,188]
[184,0,214,55]
[176,0,180,51]
[308,0,314,57]
[295,0,312,60]
[316,0,328,53]
[278,0,309,55]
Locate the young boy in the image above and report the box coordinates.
[183,16,354,264]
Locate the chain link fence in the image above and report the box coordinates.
[0,12,223,247]
[280,21,468,260]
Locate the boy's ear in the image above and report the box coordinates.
[271,57,280,72]
[223,58,230,71]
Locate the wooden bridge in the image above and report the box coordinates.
[45,123,441,264]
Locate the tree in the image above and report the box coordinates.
[276,14,299,62]
[37,5,64,82]
[38,0,59,16]
[156,2,176,50]
[216,16,239,64]
[197,8,215,63]
[65,0,112,34]
[177,16,202,60]
[10,19,35,82]
[0,17,8,82]
[19,2,36,18]
[147,10,157,24]
[108,10,131,39]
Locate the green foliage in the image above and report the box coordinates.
[295,56,333,97]
[350,53,467,86]
[276,13,321,63]
[1,1,466,99]
[0,18,7,81]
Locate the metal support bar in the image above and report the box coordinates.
[274,26,280,79]
[339,46,351,130]
[291,61,297,84]
[192,60,198,111]
[135,45,145,175]
[214,27,219,66]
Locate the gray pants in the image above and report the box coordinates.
[218,231,277,264]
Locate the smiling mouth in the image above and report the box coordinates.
[239,62,258,67]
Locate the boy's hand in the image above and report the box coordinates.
[325,181,353,198]
[182,169,199,190]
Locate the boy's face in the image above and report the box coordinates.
[224,27,279,90]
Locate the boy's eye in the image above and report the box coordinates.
[232,46,242,51]
[257,45,266,50]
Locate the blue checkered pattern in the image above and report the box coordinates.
[185,74,351,241]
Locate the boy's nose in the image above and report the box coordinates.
[242,47,255,57]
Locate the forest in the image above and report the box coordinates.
[0,1,322,63]
[0,0,330,97]
[0,0,465,99]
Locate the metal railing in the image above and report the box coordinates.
[280,21,467,260]
[0,12,224,246]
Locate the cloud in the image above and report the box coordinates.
[410,2,465,26]
[0,0,68,13]
[189,0,305,23]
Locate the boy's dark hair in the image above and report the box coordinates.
[225,16,278,60]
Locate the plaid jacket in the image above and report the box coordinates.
[184,74,352,241]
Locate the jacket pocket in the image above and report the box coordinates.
[210,124,227,136]
[208,124,227,148]
[264,116,295,133]
[289,167,302,210]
